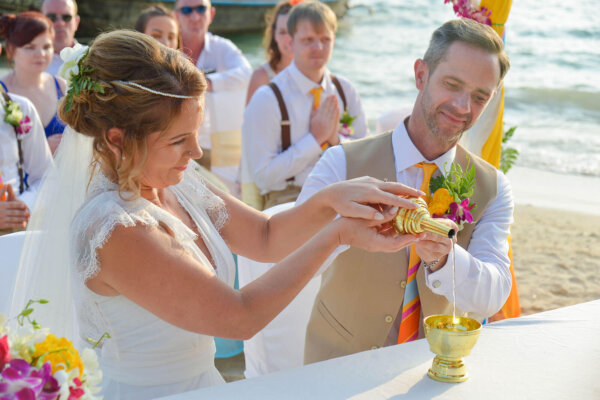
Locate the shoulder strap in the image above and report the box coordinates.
[331,75,347,111]
[53,76,63,98]
[267,82,291,152]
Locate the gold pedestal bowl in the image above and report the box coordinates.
[423,315,482,383]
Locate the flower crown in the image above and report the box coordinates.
[58,44,198,113]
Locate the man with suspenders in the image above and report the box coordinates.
[242,0,367,210]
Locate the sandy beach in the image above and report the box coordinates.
[507,167,600,316]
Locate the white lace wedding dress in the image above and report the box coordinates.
[69,164,236,399]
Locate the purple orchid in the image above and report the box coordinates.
[0,360,60,400]
[16,116,32,137]
[448,198,475,226]
[444,0,492,26]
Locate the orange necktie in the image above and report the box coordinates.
[309,87,323,110]
[309,87,329,150]
[397,162,437,344]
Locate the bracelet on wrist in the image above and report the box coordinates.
[422,259,440,273]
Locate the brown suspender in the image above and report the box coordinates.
[268,75,347,153]
[267,82,291,152]
[330,75,347,111]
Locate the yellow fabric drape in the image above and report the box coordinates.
[479,0,521,320]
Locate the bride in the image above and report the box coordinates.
[9,30,422,399]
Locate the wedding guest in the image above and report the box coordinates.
[41,0,80,75]
[0,81,53,233]
[135,4,181,50]
[10,30,423,398]
[242,0,368,210]
[298,18,514,364]
[175,0,251,170]
[246,0,296,104]
[0,12,67,154]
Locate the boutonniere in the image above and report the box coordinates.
[3,100,32,139]
[338,110,356,138]
[428,158,476,231]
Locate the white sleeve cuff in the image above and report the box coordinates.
[298,132,324,158]
[425,244,470,295]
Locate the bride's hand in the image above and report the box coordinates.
[335,211,417,253]
[321,177,424,221]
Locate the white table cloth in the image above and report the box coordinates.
[160,300,600,399]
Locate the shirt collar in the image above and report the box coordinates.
[203,32,212,53]
[288,61,331,95]
[392,119,456,174]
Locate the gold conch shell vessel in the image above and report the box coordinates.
[393,198,456,239]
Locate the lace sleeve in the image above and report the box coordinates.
[70,193,159,283]
[177,163,230,231]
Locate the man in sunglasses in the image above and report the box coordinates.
[41,0,80,76]
[175,0,251,92]
[175,0,251,192]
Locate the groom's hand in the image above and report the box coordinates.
[413,219,458,272]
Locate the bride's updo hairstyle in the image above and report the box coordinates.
[59,30,206,197]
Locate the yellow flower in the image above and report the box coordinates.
[33,333,84,378]
[428,188,454,216]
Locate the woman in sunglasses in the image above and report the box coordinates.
[135,4,181,50]
[0,12,67,154]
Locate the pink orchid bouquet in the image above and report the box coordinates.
[16,116,32,138]
[0,300,103,400]
[3,100,32,140]
[444,0,492,26]
[428,160,477,231]
[338,110,356,138]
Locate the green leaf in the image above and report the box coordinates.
[21,308,33,316]
[502,125,517,143]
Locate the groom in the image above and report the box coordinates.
[297,18,514,364]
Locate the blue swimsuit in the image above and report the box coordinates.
[0,77,66,138]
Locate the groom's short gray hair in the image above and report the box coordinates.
[423,18,510,84]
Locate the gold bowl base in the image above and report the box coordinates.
[424,315,482,384]
[427,355,468,383]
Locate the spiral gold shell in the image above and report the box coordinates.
[393,198,456,238]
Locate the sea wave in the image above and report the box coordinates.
[506,87,600,113]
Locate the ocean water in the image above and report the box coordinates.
[233,0,600,177]
[3,0,597,177]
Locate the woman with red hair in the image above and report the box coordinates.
[0,11,67,153]
[245,0,299,104]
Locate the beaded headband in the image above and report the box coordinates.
[59,44,198,112]
[112,81,197,99]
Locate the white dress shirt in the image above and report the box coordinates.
[0,93,53,210]
[297,122,514,318]
[196,33,251,92]
[242,62,368,194]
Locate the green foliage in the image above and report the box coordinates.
[339,110,356,126]
[16,299,49,330]
[500,125,519,174]
[87,332,112,349]
[63,49,105,113]
[429,157,476,203]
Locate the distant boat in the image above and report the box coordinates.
[0,0,349,39]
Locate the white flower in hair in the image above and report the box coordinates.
[58,43,89,85]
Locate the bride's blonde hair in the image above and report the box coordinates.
[59,30,206,198]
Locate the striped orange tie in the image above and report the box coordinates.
[397,162,437,344]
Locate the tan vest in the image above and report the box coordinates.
[304,131,497,364]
